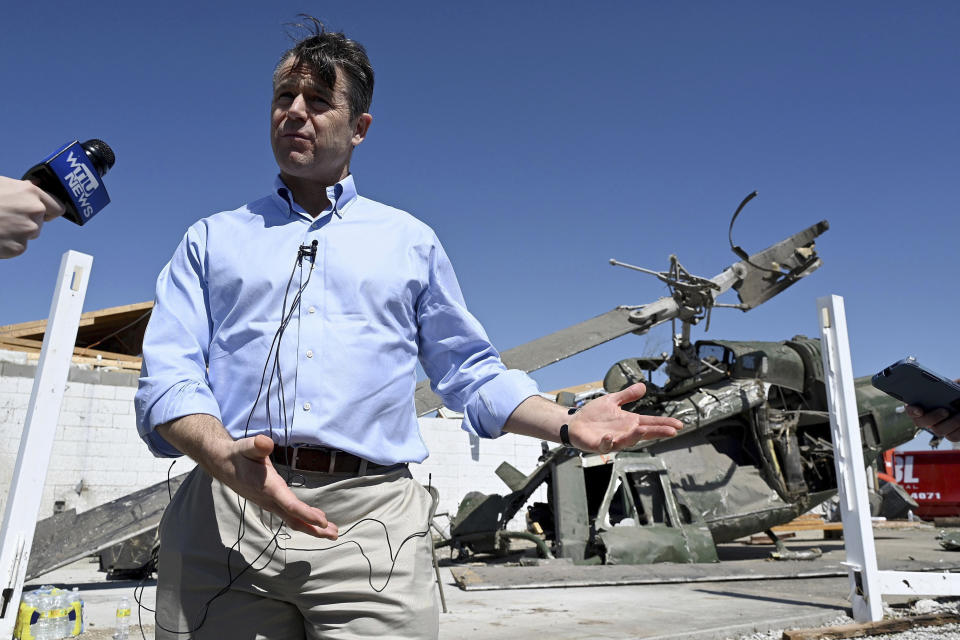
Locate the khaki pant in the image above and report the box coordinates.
[155,464,439,639]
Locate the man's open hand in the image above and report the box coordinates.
[503,383,682,452]
[157,416,338,539]
[220,434,339,538]
[568,383,682,453]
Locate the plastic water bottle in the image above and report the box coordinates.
[14,590,39,640]
[35,590,54,640]
[114,596,130,640]
[68,587,83,637]
[55,590,71,638]
[47,590,63,638]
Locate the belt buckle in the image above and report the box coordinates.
[290,445,300,471]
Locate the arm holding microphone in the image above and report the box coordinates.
[0,176,65,258]
[1,138,115,258]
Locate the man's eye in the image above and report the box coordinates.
[274,92,294,103]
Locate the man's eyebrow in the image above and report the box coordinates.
[274,77,333,95]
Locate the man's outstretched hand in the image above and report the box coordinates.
[224,434,339,538]
[157,416,338,539]
[504,382,683,452]
[567,383,682,453]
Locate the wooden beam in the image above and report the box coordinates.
[0,301,153,338]
[782,612,960,639]
[66,355,142,371]
[0,336,142,362]
[746,532,797,545]
[772,522,845,533]
[546,381,604,395]
[872,520,935,530]
[0,340,142,371]
[935,517,960,527]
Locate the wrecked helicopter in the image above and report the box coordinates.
[423,194,917,566]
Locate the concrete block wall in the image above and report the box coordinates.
[413,417,548,532]
[0,352,195,521]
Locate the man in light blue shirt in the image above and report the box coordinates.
[136,17,681,640]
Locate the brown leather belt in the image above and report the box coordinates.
[269,444,396,475]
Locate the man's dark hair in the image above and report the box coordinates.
[274,15,374,119]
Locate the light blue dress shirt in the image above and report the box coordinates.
[135,175,539,465]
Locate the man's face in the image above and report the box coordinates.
[270,58,371,184]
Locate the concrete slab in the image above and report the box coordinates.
[19,525,958,640]
[450,525,959,591]
[437,577,849,640]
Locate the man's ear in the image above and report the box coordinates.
[352,113,373,147]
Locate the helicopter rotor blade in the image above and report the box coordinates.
[623,219,830,332]
[415,307,637,415]
[732,219,830,309]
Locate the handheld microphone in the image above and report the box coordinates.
[22,139,116,226]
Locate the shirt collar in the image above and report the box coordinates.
[272,174,359,221]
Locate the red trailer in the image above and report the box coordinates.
[891,450,960,519]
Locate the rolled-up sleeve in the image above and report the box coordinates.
[135,223,222,457]
[416,236,539,439]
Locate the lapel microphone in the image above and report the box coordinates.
[298,239,318,261]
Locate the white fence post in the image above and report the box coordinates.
[818,294,960,623]
[0,251,92,637]
[818,294,883,621]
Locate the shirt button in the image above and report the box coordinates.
[308,306,316,314]
[306,350,313,358]
[303,402,311,412]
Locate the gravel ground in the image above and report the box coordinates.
[729,597,960,640]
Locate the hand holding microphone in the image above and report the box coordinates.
[1,139,116,259]
[0,176,65,258]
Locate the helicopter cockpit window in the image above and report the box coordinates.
[608,478,636,526]
[697,344,730,369]
[739,352,769,374]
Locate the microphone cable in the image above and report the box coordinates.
[134,243,315,638]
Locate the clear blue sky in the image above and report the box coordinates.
[1,2,957,449]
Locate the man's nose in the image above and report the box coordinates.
[286,93,308,120]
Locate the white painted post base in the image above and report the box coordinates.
[818,294,960,623]
[0,251,92,638]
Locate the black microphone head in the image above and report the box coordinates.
[81,139,115,177]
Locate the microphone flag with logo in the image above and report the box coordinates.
[22,139,116,225]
